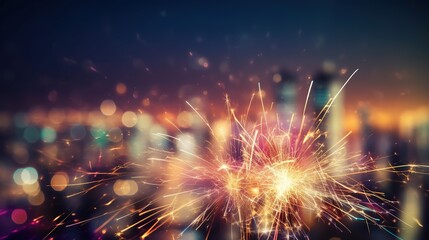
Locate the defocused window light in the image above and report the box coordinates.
[108,128,123,143]
[100,99,117,116]
[88,111,104,126]
[21,167,38,185]
[41,127,57,143]
[149,124,167,148]
[90,127,108,146]
[48,109,66,125]
[176,133,197,155]
[177,111,194,128]
[136,113,153,131]
[23,126,39,143]
[28,108,45,125]
[70,124,86,140]
[142,98,150,107]
[13,168,24,185]
[51,172,69,191]
[28,191,45,206]
[273,73,282,83]
[90,127,106,139]
[122,111,138,128]
[181,231,202,240]
[12,142,29,164]
[11,209,27,224]
[197,57,209,68]
[0,112,11,129]
[113,180,138,196]
[66,110,84,124]
[213,119,231,142]
[116,82,127,95]
[13,113,28,128]
[22,182,40,196]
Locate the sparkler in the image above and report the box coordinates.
[132,69,393,240]
[43,69,429,240]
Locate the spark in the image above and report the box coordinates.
[49,69,429,239]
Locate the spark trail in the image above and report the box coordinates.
[50,69,429,240]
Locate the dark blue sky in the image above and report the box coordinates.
[1,1,428,113]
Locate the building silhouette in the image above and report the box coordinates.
[312,62,345,156]
[273,69,297,129]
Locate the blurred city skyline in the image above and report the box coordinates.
[1,1,428,129]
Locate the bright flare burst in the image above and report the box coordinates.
[54,69,428,240]
[120,69,398,239]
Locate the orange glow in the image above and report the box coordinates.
[100,100,117,116]
[369,111,394,130]
[176,111,193,128]
[51,172,69,191]
[22,182,40,196]
[213,119,231,142]
[48,108,66,125]
[28,192,45,206]
[122,111,138,128]
[113,180,138,196]
[344,113,360,132]
[116,82,127,95]
[142,98,150,107]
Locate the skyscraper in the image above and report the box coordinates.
[273,69,297,128]
[312,62,338,145]
[312,62,346,173]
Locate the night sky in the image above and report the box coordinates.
[1,1,428,118]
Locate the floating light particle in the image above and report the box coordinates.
[197,57,209,68]
[142,98,150,107]
[116,83,127,95]
[273,73,282,83]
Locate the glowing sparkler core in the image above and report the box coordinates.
[226,175,241,195]
[272,166,296,198]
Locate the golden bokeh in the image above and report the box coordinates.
[51,172,69,191]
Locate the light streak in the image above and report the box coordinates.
[49,69,429,239]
